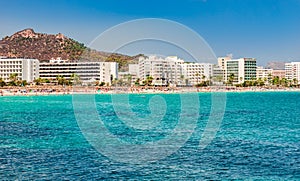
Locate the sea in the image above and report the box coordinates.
[0,92,299,180]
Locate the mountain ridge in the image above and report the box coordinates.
[0,28,142,70]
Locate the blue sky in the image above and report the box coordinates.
[1,0,300,65]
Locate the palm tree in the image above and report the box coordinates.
[272,76,280,86]
[280,78,288,87]
[145,76,153,86]
[34,78,43,85]
[21,80,28,87]
[135,78,140,86]
[257,78,264,86]
[56,75,66,86]
[267,73,273,85]
[263,77,268,85]
[228,73,235,85]
[293,78,298,86]
[0,77,6,87]
[8,73,18,86]
[70,73,80,85]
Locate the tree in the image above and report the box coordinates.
[257,78,265,86]
[267,73,273,85]
[145,76,153,86]
[293,78,298,86]
[135,78,140,86]
[280,78,288,87]
[70,73,80,85]
[34,78,44,85]
[8,73,18,86]
[99,82,105,86]
[272,76,280,86]
[56,75,67,86]
[0,77,6,87]
[228,73,235,85]
[22,80,27,86]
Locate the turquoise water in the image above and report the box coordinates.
[0,92,299,179]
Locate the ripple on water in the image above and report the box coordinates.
[0,92,299,179]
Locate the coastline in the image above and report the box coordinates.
[1,86,300,97]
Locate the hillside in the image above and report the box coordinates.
[0,28,142,70]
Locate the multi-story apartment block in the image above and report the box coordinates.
[212,65,224,85]
[225,58,256,84]
[0,58,39,82]
[256,66,273,80]
[138,55,215,86]
[217,55,232,81]
[272,69,285,79]
[39,59,118,85]
[139,56,184,86]
[181,62,213,85]
[285,62,300,83]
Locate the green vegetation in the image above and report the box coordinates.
[234,76,299,87]
[227,73,235,85]
[0,77,6,87]
[142,76,154,86]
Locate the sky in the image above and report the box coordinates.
[1,0,300,65]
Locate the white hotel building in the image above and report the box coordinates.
[285,62,300,84]
[256,66,273,80]
[138,56,214,86]
[139,56,184,86]
[218,57,257,84]
[39,59,118,85]
[0,57,39,82]
[181,62,213,85]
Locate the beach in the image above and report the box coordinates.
[1,86,300,96]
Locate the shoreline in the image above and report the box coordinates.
[1,86,300,97]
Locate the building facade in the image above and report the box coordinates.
[217,55,232,81]
[138,56,215,86]
[181,62,213,85]
[139,56,184,86]
[256,66,273,80]
[0,58,39,82]
[225,58,256,84]
[212,65,224,85]
[285,62,300,83]
[39,59,118,85]
[272,69,285,79]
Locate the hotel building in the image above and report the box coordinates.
[212,65,224,85]
[272,69,285,79]
[39,59,118,85]
[139,56,184,86]
[225,58,257,84]
[217,55,232,81]
[0,57,39,82]
[138,56,215,86]
[285,62,300,83]
[181,62,213,85]
[256,66,273,80]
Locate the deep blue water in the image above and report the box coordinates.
[0,92,299,180]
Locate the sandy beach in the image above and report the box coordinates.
[1,86,300,96]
